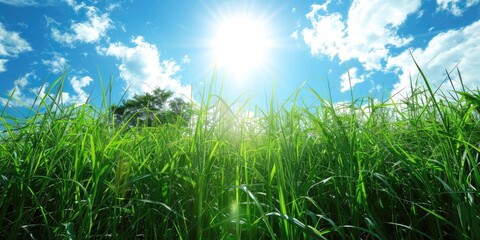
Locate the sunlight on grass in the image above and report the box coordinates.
[0,62,479,239]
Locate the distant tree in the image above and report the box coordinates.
[110,88,192,126]
[168,96,193,123]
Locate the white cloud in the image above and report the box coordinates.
[0,22,32,57]
[44,15,60,27]
[0,59,7,73]
[468,0,480,6]
[97,36,192,99]
[417,9,424,19]
[436,0,480,16]
[386,19,480,99]
[52,75,92,105]
[0,0,55,7]
[182,54,191,64]
[0,0,38,6]
[42,53,68,74]
[0,72,45,107]
[51,3,111,46]
[106,3,120,12]
[302,0,421,71]
[309,0,332,14]
[0,22,32,73]
[302,12,345,59]
[64,0,85,12]
[0,72,93,107]
[369,83,382,95]
[344,0,420,70]
[340,67,365,92]
[69,75,92,104]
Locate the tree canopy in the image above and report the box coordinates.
[110,88,192,126]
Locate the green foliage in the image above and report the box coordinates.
[110,87,193,126]
[0,67,479,239]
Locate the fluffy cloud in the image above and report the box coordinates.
[64,76,93,104]
[302,12,345,60]
[51,2,111,46]
[182,54,191,64]
[0,23,32,57]
[302,0,478,100]
[340,67,365,93]
[302,0,421,71]
[0,22,32,73]
[42,53,68,74]
[386,19,480,99]
[0,72,45,107]
[436,0,480,16]
[310,0,332,13]
[97,36,192,99]
[0,71,93,107]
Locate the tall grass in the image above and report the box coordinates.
[0,66,479,239]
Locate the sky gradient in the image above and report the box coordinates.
[0,0,479,111]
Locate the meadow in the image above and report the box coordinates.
[0,65,479,239]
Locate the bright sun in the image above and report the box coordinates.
[211,16,271,78]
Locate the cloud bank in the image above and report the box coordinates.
[302,0,480,97]
[387,19,480,99]
[302,0,421,71]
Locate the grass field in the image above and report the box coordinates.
[1,66,479,239]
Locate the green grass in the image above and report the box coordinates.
[0,66,479,239]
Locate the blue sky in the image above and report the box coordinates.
[0,0,479,111]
